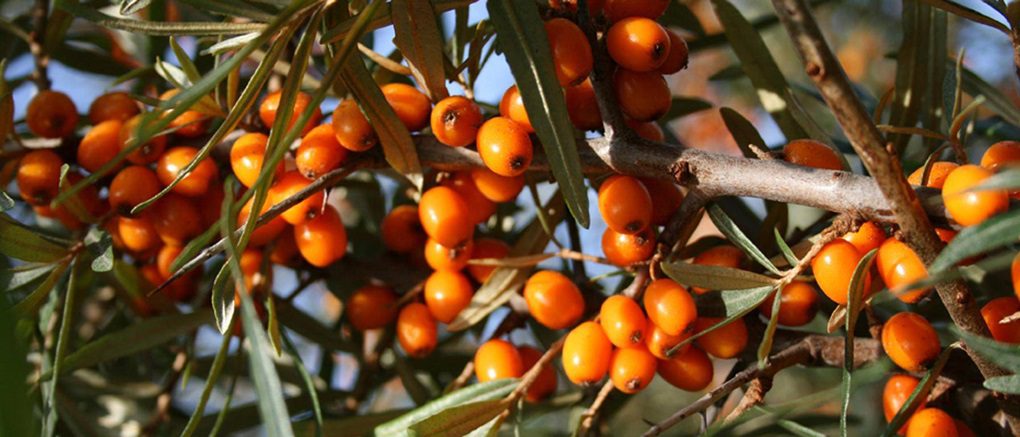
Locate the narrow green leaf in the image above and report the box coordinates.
[929,209,1020,272]
[661,261,777,291]
[0,263,57,293]
[720,107,767,159]
[660,2,707,36]
[177,0,276,21]
[916,0,1010,33]
[42,258,80,437]
[394,355,433,405]
[120,0,153,15]
[953,61,1020,125]
[881,345,955,437]
[83,227,113,273]
[777,419,827,437]
[757,286,784,367]
[952,325,1020,373]
[661,97,713,122]
[0,283,34,437]
[10,261,70,318]
[692,286,776,318]
[181,332,233,437]
[57,0,266,35]
[320,0,473,44]
[267,293,283,356]
[841,249,878,437]
[169,36,203,84]
[281,333,323,437]
[0,192,13,211]
[984,375,1020,394]
[488,0,589,227]
[706,203,781,275]
[408,399,512,436]
[391,0,449,101]
[0,214,68,263]
[774,229,800,268]
[375,379,518,436]
[973,168,1020,191]
[275,300,357,353]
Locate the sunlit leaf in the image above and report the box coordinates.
[952,325,1020,373]
[662,261,777,291]
[181,333,234,437]
[706,203,781,275]
[0,214,68,263]
[929,209,1020,272]
[841,249,877,436]
[408,399,512,436]
[376,379,518,436]
[83,227,113,273]
[391,0,449,101]
[57,0,267,35]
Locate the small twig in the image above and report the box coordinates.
[357,43,412,76]
[506,337,566,402]
[29,0,50,90]
[722,375,773,423]
[578,381,616,435]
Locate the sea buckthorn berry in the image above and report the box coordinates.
[397,302,438,358]
[477,117,534,177]
[156,146,219,197]
[783,139,844,171]
[270,230,299,265]
[544,18,593,86]
[876,237,930,304]
[469,168,525,203]
[883,374,924,422]
[239,196,288,247]
[641,178,683,226]
[942,164,1009,226]
[259,90,321,136]
[907,161,959,189]
[468,238,510,283]
[120,114,168,165]
[424,238,473,271]
[518,346,557,402]
[152,194,203,246]
[646,324,691,359]
[296,124,348,179]
[381,83,432,131]
[418,186,474,248]
[761,282,818,327]
[562,321,613,385]
[346,285,398,331]
[332,99,378,152]
[159,90,207,138]
[26,90,78,138]
[156,245,188,283]
[691,245,744,294]
[270,171,325,225]
[1013,252,1020,300]
[231,132,283,188]
[981,140,1020,169]
[604,0,669,21]
[811,239,869,305]
[524,270,584,330]
[564,79,602,132]
[658,29,689,74]
[78,119,123,173]
[602,227,655,267]
[238,249,268,294]
[16,149,63,206]
[606,18,670,72]
[108,165,161,214]
[62,171,105,219]
[118,213,161,253]
[431,96,483,147]
[842,221,886,255]
[294,206,347,267]
[882,312,940,372]
[88,91,139,124]
[981,296,1020,344]
[658,346,713,391]
[424,270,474,324]
[694,317,748,359]
[626,119,665,142]
[906,408,957,437]
[598,175,652,234]
[600,295,649,348]
[381,204,427,253]
[643,278,697,336]
[614,69,670,122]
[610,347,657,393]
[442,171,496,224]
[197,186,224,228]
[499,85,533,132]
[474,339,524,382]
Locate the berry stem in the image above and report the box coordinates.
[29,0,50,91]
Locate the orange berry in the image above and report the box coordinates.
[1013,252,1020,301]
[431,96,483,147]
[562,321,613,385]
[646,324,691,359]
[34,204,82,230]
[468,238,510,283]
[118,213,161,253]
[499,85,533,132]
[602,227,655,266]
[641,178,683,226]
[474,339,524,382]
[942,164,1009,226]
[657,29,689,74]
[981,296,1020,344]
[230,132,283,188]
[238,196,288,247]
[332,99,378,152]
[545,18,593,86]
[381,204,427,254]
[626,119,665,141]
[197,186,224,229]
[643,278,697,336]
[906,408,958,437]
[26,90,78,138]
[883,374,924,422]
[156,146,219,197]
[876,237,930,304]
[346,285,398,331]
[259,90,321,136]
[783,139,843,171]
[295,124,348,179]
[160,89,207,138]
[604,0,669,21]
[270,230,299,265]
[424,238,473,271]
[397,302,438,358]
[882,312,940,372]
[238,248,268,294]
[78,119,123,173]
[658,346,713,391]
[694,317,748,359]
[610,347,656,393]
[469,167,525,203]
[88,91,139,124]
[518,346,557,402]
[119,114,167,165]
[16,149,63,206]
[761,282,818,327]
[156,245,190,283]
[600,295,648,348]
[981,140,1020,170]
[294,206,347,267]
[691,245,745,294]
[842,221,887,255]
[908,161,959,189]
[565,79,602,132]
[424,270,474,324]
[418,186,474,248]
[108,165,161,214]
[811,239,869,305]
[606,18,670,72]
[524,270,585,330]
[598,175,652,234]
[270,170,325,225]
[381,83,432,131]
[613,68,670,122]
[477,117,534,177]
[442,171,496,224]
[152,194,203,246]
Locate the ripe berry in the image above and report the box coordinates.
[942,164,1008,226]
[259,90,321,136]
[657,29,689,74]
[108,165,161,214]
[230,132,283,188]
[626,119,664,141]
[641,178,684,226]
[78,119,123,173]
[270,170,325,225]
[424,270,474,324]
[418,186,474,248]
[842,221,887,255]
[160,89,207,138]
[499,85,533,132]
[614,68,670,122]
[564,79,602,132]
[876,237,930,304]
[469,168,525,203]
[658,346,713,391]
[882,312,940,372]
[294,206,347,267]
[981,296,1020,344]
[643,278,697,336]
[118,213,161,253]
[152,194,203,246]
[782,139,844,171]
[238,196,288,247]
[238,249,268,294]
[381,83,432,131]
[424,238,473,271]
[1013,252,1020,300]
[120,114,167,165]
[270,230,299,266]
[397,302,438,358]
[474,339,524,382]
[906,408,957,437]
[562,321,613,385]
[606,18,670,72]
[602,227,655,267]
[694,317,748,359]
[381,204,427,254]
[545,18,593,86]
[16,149,63,206]
[883,374,924,422]
[476,116,533,177]
[981,140,1020,169]
[157,146,219,197]
[295,124,348,179]
[26,90,79,138]
[524,270,584,330]
[646,324,691,359]
[431,96,483,147]
[604,0,669,22]
[600,295,648,348]
[598,175,652,234]
[332,99,378,152]
[88,91,139,124]
[346,285,398,331]
[761,281,819,327]
[907,161,959,189]
[518,346,557,402]
[442,171,496,224]
[610,347,656,393]
[811,239,869,305]
[468,238,510,283]
[691,245,744,294]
